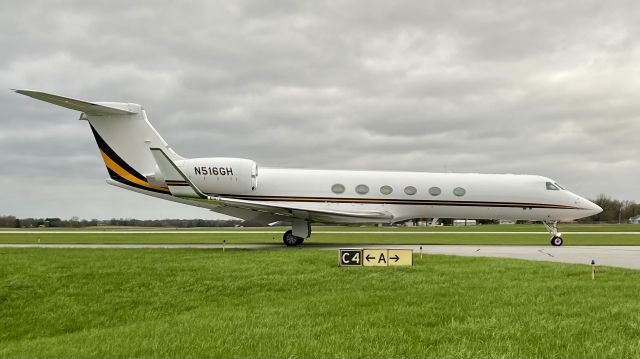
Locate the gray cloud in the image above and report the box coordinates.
[1,0,639,219]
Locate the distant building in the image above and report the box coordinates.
[629,215,640,224]
[428,218,442,226]
[453,219,477,226]
[499,219,516,225]
[401,219,429,227]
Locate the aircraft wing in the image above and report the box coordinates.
[208,196,394,222]
[148,148,394,223]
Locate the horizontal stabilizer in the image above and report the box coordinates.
[13,89,137,115]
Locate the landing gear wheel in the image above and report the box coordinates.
[550,236,563,246]
[283,230,304,247]
[543,221,563,247]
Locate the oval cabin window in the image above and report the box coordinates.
[355,184,370,195]
[429,187,442,196]
[331,183,345,194]
[404,186,417,195]
[380,185,393,195]
[453,187,466,197]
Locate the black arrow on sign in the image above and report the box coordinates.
[366,254,375,261]
[391,255,400,262]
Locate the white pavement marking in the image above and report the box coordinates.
[0,231,639,234]
[0,244,638,270]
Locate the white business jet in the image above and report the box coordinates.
[14,90,602,246]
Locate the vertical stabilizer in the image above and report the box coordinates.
[14,90,182,194]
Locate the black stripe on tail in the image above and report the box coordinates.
[89,124,147,182]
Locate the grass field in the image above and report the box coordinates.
[1,248,639,358]
[1,224,640,246]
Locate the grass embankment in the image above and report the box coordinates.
[1,224,640,245]
[1,249,639,358]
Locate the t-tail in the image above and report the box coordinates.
[13,90,179,194]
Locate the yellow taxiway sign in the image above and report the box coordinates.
[339,248,413,267]
[388,249,413,266]
[363,249,389,266]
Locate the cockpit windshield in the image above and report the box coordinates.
[546,182,560,190]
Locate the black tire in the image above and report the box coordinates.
[550,236,563,246]
[283,230,303,247]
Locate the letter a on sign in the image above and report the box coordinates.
[363,249,388,267]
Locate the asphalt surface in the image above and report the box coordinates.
[1,243,638,270]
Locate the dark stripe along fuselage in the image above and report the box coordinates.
[207,193,583,210]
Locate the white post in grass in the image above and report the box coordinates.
[223,239,226,253]
[591,259,596,280]
[420,245,423,259]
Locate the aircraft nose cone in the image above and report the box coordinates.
[589,201,603,215]
[573,195,602,216]
[580,198,602,215]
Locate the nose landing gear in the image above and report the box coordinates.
[550,235,563,246]
[543,221,564,246]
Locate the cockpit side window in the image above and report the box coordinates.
[554,182,565,190]
[546,182,559,190]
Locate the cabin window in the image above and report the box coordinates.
[546,182,559,191]
[404,186,417,195]
[355,184,370,195]
[380,185,393,195]
[453,187,466,196]
[331,183,345,194]
[429,187,441,196]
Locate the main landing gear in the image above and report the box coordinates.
[282,219,312,247]
[543,221,563,246]
[283,230,304,246]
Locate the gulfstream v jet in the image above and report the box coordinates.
[14,90,602,246]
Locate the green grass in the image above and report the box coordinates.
[1,224,640,245]
[1,248,639,358]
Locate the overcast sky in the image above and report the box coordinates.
[1,1,639,220]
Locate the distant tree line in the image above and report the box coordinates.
[580,195,640,223]
[0,216,248,228]
[1,194,638,228]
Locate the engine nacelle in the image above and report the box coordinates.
[175,157,258,194]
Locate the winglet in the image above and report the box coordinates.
[149,148,207,199]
